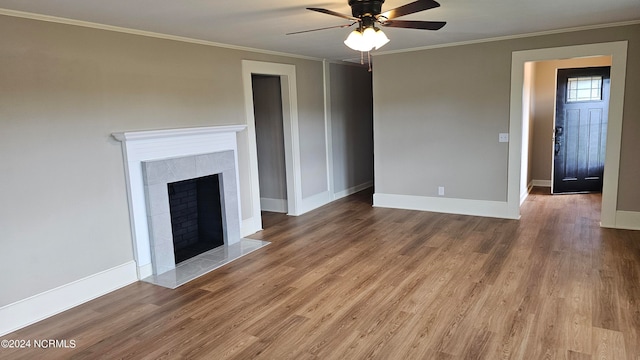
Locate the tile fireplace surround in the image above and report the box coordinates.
[112,125,268,288]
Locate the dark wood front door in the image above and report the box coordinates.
[553,66,610,194]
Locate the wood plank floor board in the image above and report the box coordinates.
[329,309,413,359]
[2,187,639,359]
[460,328,495,360]
[494,311,536,359]
[564,280,594,355]
[567,349,591,359]
[592,327,627,360]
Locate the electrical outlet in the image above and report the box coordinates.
[438,186,445,196]
[499,133,509,143]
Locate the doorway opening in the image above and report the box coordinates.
[251,74,288,215]
[510,41,627,228]
[523,57,612,197]
[242,60,303,234]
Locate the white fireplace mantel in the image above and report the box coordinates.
[112,125,246,142]
[112,125,247,279]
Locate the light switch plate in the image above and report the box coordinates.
[499,133,509,143]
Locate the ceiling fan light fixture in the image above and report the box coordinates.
[373,28,390,49]
[344,29,368,51]
[343,26,389,52]
[362,26,377,48]
[298,0,445,54]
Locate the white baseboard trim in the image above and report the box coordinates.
[241,215,262,237]
[373,193,519,220]
[260,197,288,213]
[0,261,138,337]
[520,185,530,206]
[520,181,535,205]
[531,179,552,187]
[334,181,373,200]
[295,190,333,216]
[137,263,153,280]
[613,211,640,230]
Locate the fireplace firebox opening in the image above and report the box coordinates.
[168,174,224,264]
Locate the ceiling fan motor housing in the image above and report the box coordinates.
[348,0,385,17]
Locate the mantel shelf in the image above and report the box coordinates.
[112,125,247,142]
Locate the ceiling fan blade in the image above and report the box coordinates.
[307,7,359,21]
[286,22,356,35]
[379,0,441,21]
[381,20,446,30]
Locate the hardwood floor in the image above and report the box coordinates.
[3,188,640,359]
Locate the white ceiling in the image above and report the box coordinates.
[1,0,639,61]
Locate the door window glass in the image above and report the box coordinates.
[567,76,602,102]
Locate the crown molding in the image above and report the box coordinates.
[373,19,640,57]
[0,8,323,62]
[2,8,638,65]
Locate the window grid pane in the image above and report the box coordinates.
[567,76,602,102]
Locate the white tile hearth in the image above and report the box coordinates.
[142,239,269,289]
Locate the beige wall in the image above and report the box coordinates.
[374,23,640,211]
[530,56,612,183]
[0,15,330,307]
[374,41,513,202]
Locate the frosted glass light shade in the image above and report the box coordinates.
[344,27,389,52]
[344,30,364,51]
[344,30,371,52]
[373,29,390,49]
[362,27,377,50]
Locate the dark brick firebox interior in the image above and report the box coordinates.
[167,174,224,264]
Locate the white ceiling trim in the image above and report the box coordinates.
[0,8,323,62]
[3,7,638,63]
[373,19,640,57]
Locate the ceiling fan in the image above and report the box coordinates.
[288,0,446,52]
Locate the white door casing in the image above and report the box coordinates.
[509,41,628,227]
[242,60,303,232]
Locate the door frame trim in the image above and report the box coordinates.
[242,60,303,231]
[509,41,628,227]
